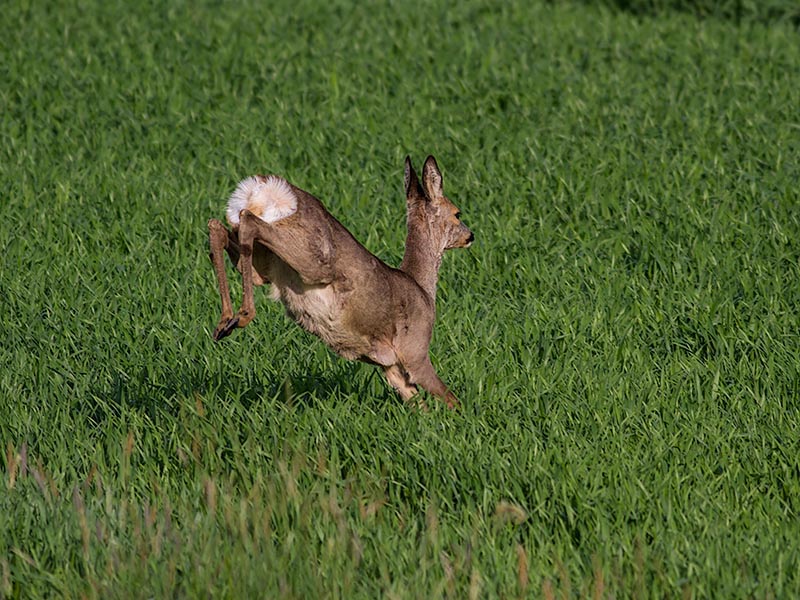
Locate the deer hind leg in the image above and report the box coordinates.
[405,355,459,409]
[226,209,336,333]
[208,218,242,341]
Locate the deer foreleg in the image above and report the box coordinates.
[405,355,458,409]
[383,364,418,401]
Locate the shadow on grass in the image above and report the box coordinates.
[87,353,388,426]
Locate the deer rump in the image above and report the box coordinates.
[208,155,473,408]
[236,180,424,366]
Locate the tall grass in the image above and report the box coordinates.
[581,0,800,24]
[2,0,799,596]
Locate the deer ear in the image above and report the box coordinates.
[404,156,421,198]
[422,155,443,200]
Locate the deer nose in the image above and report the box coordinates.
[466,231,475,245]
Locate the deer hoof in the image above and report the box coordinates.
[213,317,240,341]
[444,392,459,409]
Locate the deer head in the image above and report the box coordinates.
[400,156,473,301]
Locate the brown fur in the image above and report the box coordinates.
[208,155,473,408]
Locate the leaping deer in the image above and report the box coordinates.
[208,155,473,408]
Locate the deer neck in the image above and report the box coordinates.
[400,220,444,303]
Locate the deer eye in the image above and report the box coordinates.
[455,211,462,220]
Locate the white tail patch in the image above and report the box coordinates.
[226,175,298,226]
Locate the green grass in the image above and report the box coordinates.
[2,0,800,597]
[585,0,800,24]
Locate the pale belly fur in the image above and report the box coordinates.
[270,282,371,361]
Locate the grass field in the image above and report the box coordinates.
[2,0,800,597]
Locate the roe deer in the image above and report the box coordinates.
[207,155,473,408]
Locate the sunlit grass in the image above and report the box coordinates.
[1,0,799,597]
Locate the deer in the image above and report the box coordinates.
[207,155,473,408]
